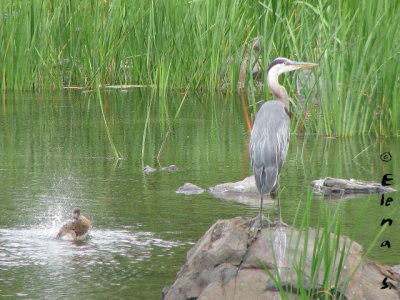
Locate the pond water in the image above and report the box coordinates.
[0,90,399,299]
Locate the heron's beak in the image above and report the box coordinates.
[288,61,317,69]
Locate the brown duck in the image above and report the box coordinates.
[56,208,91,240]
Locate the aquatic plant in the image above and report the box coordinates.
[0,0,398,136]
[263,190,393,299]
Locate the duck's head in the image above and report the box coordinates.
[72,208,81,220]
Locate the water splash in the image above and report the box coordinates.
[0,225,190,269]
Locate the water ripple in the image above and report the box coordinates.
[0,226,190,269]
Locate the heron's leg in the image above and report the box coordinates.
[277,196,282,222]
[250,193,265,231]
[259,194,264,224]
[271,196,288,227]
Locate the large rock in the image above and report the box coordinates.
[176,183,205,195]
[311,177,396,196]
[208,176,266,207]
[208,175,258,194]
[162,217,399,300]
[207,175,396,204]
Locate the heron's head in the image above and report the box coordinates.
[72,208,81,220]
[267,57,317,77]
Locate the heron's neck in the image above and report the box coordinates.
[267,72,289,108]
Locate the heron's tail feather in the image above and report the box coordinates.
[254,166,279,196]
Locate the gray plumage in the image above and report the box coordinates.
[250,57,317,224]
[250,100,289,196]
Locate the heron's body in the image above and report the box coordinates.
[249,57,316,224]
[56,209,91,240]
[250,100,290,196]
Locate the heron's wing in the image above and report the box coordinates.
[250,101,290,195]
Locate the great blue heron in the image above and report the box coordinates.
[250,57,317,225]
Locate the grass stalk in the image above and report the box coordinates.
[96,86,121,160]
[263,190,389,299]
[0,0,398,136]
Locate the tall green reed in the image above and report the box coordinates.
[264,191,390,299]
[0,0,399,136]
[257,0,399,137]
[96,85,122,160]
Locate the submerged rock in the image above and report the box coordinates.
[162,217,399,300]
[311,177,396,196]
[176,183,205,195]
[161,165,178,172]
[208,175,258,194]
[142,165,157,173]
[142,165,178,173]
[208,176,264,207]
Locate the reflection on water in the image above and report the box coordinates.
[271,227,288,300]
[0,90,399,299]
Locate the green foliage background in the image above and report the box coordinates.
[1,0,399,136]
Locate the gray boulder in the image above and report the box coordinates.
[161,165,178,172]
[208,175,258,194]
[208,176,270,207]
[176,183,205,195]
[162,217,399,300]
[311,177,396,196]
[142,165,157,173]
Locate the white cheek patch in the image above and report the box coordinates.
[269,63,299,77]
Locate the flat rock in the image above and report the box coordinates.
[161,165,178,172]
[176,183,205,195]
[142,165,156,173]
[162,217,399,300]
[208,176,270,207]
[208,175,258,194]
[311,177,396,195]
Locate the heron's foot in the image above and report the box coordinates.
[270,219,289,228]
[250,215,269,231]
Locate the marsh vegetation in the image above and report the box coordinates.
[1,0,399,136]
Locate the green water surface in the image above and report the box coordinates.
[0,90,399,299]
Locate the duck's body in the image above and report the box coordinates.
[56,209,91,240]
